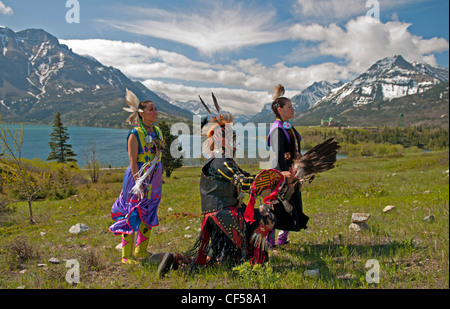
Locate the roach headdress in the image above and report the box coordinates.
[272,84,289,110]
[272,84,286,101]
[199,93,234,157]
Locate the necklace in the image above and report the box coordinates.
[278,118,293,130]
[142,122,154,132]
[145,134,153,143]
[139,119,155,143]
[282,121,293,130]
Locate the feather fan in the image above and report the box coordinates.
[293,138,341,180]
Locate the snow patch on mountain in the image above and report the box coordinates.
[314,55,448,108]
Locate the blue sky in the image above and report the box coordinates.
[1,0,449,114]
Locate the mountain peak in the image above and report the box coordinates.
[392,54,416,69]
[16,28,60,45]
[367,55,415,74]
[312,55,448,109]
[0,25,15,38]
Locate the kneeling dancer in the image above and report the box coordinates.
[186,94,277,268]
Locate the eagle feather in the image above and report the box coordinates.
[293,138,341,180]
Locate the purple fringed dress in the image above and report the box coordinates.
[109,127,164,235]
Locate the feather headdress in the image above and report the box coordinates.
[123,89,144,125]
[199,93,234,157]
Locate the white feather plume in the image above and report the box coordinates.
[123,89,143,125]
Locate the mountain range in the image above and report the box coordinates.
[294,55,448,127]
[249,80,344,123]
[0,26,192,128]
[0,26,448,129]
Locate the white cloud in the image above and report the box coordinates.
[98,2,287,56]
[61,39,248,87]
[62,38,352,114]
[294,0,368,22]
[62,39,350,91]
[288,16,449,73]
[61,39,211,75]
[142,79,272,115]
[292,0,429,23]
[0,1,13,15]
[61,9,449,116]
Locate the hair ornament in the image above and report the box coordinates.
[123,89,144,125]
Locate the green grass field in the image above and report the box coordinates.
[0,150,448,289]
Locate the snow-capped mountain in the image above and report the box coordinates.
[249,80,344,123]
[291,81,344,111]
[0,26,192,127]
[160,94,253,123]
[294,55,449,127]
[313,55,448,108]
[165,98,206,116]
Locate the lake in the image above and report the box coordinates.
[1,124,345,168]
[1,124,269,167]
[2,124,130,167]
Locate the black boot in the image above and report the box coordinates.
[141,252,174,278]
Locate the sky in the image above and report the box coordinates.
[0,0,449,115]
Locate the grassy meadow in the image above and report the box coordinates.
[0,147,448,289]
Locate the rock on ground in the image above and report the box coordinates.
[69,223,89,235]
[351,213,371,223]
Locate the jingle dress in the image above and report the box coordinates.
[109,125,164,235]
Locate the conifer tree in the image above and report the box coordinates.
[158,120,183,178]
[47,112,77,163]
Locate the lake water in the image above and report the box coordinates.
[1,124,345,168]
[1,124,268,167]
[2,124,130,167]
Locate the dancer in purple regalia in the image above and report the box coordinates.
[109,89,164,264]
[266,84,309,248]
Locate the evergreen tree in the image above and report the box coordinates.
[47,112,77,163]
[158,120,183,178]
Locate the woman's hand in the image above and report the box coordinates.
[138,185,145,200]
[281,171,297,184]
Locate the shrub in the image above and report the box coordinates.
[80,247,104,271]
[233,262,279,288]
[4,236,40,269]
